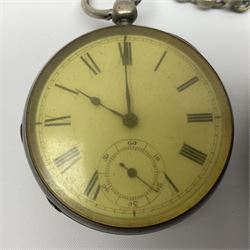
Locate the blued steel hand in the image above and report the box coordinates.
[119,162,158,192]
[76,89,123,118]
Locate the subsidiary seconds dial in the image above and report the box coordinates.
[99,139,170,209]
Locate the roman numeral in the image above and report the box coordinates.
[180,144,207,165]
[81,53,101,75]
[154,51,167,72]
[55,84,78,95]
[119,36,132,65]
[84,171,100,200]
[164,173,179,193]
[54,147,81,174]
[45,116,71,127]
[177,77,199,92]
[187,113,213,123]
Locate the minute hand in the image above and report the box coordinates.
[125,64,132,114]
[119,37,138,128]
[119,36,133,114]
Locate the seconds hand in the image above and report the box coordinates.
[119,162,158,192]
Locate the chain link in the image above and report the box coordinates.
[176,0,250,12]
[81,0,248,24]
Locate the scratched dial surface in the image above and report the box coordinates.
[24,26,233,230]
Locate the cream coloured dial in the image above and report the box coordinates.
[24,26,233,230]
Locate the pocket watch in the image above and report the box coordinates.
[22,0,247,234]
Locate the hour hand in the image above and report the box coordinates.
[76,89,123,118]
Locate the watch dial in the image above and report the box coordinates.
[24,26,233,230]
